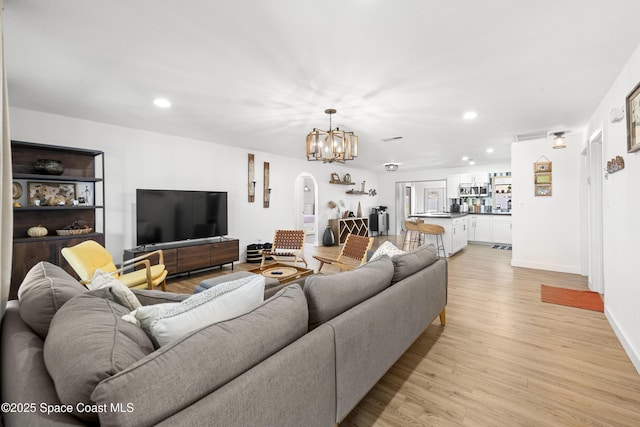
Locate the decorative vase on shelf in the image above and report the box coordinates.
[322,225,335,246]
[356,202,362,218]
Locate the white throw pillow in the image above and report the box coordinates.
[370,241,405,261]
[125,274,266,347]
[89,269,141,311]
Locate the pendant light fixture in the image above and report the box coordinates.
[552,132,566,149]
[306,109,358,163]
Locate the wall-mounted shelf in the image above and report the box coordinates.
[345,190,367,195]
[330,180,355,185]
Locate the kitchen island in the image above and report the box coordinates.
[409,213,469,257]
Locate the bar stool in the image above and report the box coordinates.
[418,223,446,258]
[402,220,423,251]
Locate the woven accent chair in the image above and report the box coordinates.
[402,220,425,251]
[313,233,374,273]
[61,240,167,291]
[261,229,307,267]
[418,223,446,258]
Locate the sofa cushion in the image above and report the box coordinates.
[124,274,265,347]
[304,255,394,329]
[17,261,87,338]
[44,289,155,422]
[92,284,308,427]
[370,240,405,261]
[391,243,438,284]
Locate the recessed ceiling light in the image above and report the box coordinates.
[154,98,172,108]
[463,111,477,120]
[461,156,469,161]
[469,160,475,166]
[486,148,494,153]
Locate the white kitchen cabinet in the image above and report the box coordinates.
[472,172,489,184]
[416,215,467,257]
[446,175,460,199]
[467,214,493,242]
[493,216,512,244]
[452,217,468,254]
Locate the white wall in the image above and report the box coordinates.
[510,133,583,274]
[9,108,381,262]
[584,42,640,373]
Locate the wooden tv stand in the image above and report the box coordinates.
[123,238,239,277]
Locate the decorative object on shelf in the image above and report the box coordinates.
[80,185,92,205]
[28,181,76,206]
[361,181,366,192]
[343,173,351,182]
[328,200,336,209]
[33,159,64,175]
[12,182,23,207]
[57,220,92,235]
[534,156,552,196]
[263,162,270,208]
[322,225,335,246]
[368,189,377,197]
[384,163,399,172]
[330,172,340,182]
[27,225,48,237]
[306,108,358,163]
[606,156,625,174]
[248,153,256,202]
[626,81,640,153]
[551,131,566,149]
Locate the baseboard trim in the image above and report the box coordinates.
[510,259,581,274]
[605,306,640,375]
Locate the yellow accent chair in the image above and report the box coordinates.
[61,240,167,291]
[261,229,308,267]
[313,233,374,273]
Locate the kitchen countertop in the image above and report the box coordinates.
[467,211,512,216]
[410,211,511,218]
[409,213,469,219]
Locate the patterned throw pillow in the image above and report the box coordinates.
[370,241,405,261]
[89,269,142,311]
[123,274,266,347]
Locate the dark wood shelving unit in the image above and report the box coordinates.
[10,141,105,299]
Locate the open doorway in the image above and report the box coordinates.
[587,129,604,294]
[294,173,319,246]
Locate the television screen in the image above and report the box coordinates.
[136,189,228,245]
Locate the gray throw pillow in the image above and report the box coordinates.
[17,261,87,338]
[304,255,394,329]
[44,289,155,423]
[391,244,438,283]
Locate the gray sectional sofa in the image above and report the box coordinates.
[1,243,447,427]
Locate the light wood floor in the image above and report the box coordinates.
[165,238,640,426]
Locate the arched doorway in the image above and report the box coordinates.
[294,173,319,246]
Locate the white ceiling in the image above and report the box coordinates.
[5,1,640,172]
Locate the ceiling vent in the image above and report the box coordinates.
[381,136,403,142]
[513,130,549,142]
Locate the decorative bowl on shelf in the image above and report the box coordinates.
[56,227,92,236]
[33,159,65,175]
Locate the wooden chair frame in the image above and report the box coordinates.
[61,240,167,291]
[313,233,374,273]
[261,229,307,267]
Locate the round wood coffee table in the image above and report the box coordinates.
[261,266,299,280]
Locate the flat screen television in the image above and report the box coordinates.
[136,189,228,245]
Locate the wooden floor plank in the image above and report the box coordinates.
[166,238,640,426]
